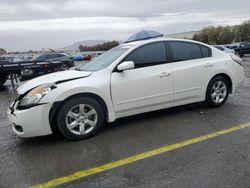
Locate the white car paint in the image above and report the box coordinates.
[7,38,245,138]
[111,63,174,113]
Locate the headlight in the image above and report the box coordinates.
[18,83,56,107]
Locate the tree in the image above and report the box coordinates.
[79,45,84,52]
[193,26,234,45]
[237,21,250,42]
[79,41,119,52]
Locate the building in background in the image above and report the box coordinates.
[166,31,198,39]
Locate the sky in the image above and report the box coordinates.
[0,0,250,51]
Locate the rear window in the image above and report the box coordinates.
[201,45,212,57]
[170,41,203,62]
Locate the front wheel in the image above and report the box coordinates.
[59,63,69,71]
[205,76,229,107]
[56,96,104,141]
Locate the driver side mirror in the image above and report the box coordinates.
[117,61,135,72]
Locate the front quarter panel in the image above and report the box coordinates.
[40,69,115,121]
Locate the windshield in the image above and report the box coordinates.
[79,46,129,71]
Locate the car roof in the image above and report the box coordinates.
[120,38,211,49]
[39,52,69,56]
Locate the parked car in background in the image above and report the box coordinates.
[8,38,244,140]
[0,53,75,86]
[23,56,34,62]
[213,45,235,54]
[32,53,74,65]
[234,42,250,57]
[225,43,240,50]
[0,56,8,63]
[74,54,84,61]
[84,54,92,61]
[34,53,74,67]
[21,52,74,80]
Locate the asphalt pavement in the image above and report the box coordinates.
[0,57,250,188]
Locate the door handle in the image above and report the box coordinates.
[159,72,171,78]
[205,63,214,68]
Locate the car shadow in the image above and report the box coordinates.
[16,102,209,145]
[102,102,208,133]
[0,85,8,92]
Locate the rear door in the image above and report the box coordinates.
[169,41,214,102]
[111,42,174,113]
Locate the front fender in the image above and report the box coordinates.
[40,78,115,122]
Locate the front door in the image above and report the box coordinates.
[111,42,174,113]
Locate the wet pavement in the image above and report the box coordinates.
[1,57,250,188]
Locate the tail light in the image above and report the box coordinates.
[230,54,243,66]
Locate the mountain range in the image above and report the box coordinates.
[57,40,108,51]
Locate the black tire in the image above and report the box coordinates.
[236,51,244,57]
[205,76,229,108]
[56,96,104,141]
[59,63,68,71]
[0,78,7,88]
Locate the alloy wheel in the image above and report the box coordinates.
[211,81,227,104]
[65,104,98,135]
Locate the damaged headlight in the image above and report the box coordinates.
[18,83,56,107]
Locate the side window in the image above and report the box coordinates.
[36,55,47,61]
[240,43,249,48]
[56,54,64,58]
[48,54,58,59]
[201,45,212,57]
[124,42,167,68]
[170,41,203,62]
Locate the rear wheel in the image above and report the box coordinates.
[0,77,7,88]
[56,96,104,141]
[236,51,244,57]
[205,76,229,107]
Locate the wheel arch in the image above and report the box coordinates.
[209,73,233,94]
[49,92,109,134]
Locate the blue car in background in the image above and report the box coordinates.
[74,54,85,61]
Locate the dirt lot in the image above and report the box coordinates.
[0,57,250,188]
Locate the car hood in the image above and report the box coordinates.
[17,70,92,94]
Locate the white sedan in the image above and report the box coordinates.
[8,38,245,140]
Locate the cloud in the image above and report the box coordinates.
[0,0,249,51]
